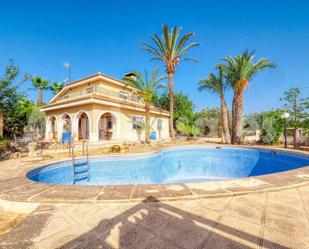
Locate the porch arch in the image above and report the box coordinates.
[74,110,91,140]
[59,113,73,139]
[47,115,58,140]
[97,111,120,140]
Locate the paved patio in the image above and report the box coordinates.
[0,186,309,249]
[0,146,308,248]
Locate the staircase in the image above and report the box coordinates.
[72,144,90,184]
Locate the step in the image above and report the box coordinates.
[74,168,89,174]
[74,162,88,167]
[74,175,89,182]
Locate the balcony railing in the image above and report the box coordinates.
[57,86,143,103]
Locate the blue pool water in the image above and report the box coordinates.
[27,146,309,185]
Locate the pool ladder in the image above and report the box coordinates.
[72,143,90,184]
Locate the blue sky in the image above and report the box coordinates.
[1,0,309,113]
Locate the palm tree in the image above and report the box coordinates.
[31,76,49,106]
[50,82,64,95]
[123,68,166,143]
[223,50,276,144]
[199,64,231,143]
[142,25,200,140]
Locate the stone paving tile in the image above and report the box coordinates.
[143,235,182,249]
[127,205,174,232]
[301,197,309,216]
[96,185,136,200]
[230,193,266,207]
[159,215,214,249]
[224,194,266,224]
[30,185,103,202]
[0,242,33,249]
[193,197,232,212]
[184,181,228,195]
[0,177,30,193]
[267,189,302,207]
[202,232,256,249]
[102,221,155,249]
[257,174,307,187]
[30,226,97,249]
[203,215,263,249]
[0,210,53,246]
[165,199,222,224]
[221,178,274,192]
[202,214,263,249]
[265,211,309,237]
[35,211,78,241]
[298,185,309,199]
[76,238,114,249]
[0,183,54,202]
[0,212,22,235]
[262,228,309,249]
[131,184,192,199]
[267,199,306,219]
[61,203,136,238]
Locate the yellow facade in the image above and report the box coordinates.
[41,73,170,143]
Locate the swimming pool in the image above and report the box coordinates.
[26,146,309,185]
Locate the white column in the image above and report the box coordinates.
[45,116,49,140]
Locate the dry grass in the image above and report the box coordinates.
[35,140,309,160]
[41,140,216,159]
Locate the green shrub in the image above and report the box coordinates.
[0,138,9,150]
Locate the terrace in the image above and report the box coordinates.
[57,85,144,103]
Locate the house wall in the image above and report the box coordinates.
[45,103,169,143]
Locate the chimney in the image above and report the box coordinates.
[124,72,136,80]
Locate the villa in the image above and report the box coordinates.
[41,73,170,143]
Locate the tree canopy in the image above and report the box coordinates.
[0,60,39,139]
[280,87,309,129]
[158,91,194,125]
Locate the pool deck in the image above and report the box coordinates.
[0,145,309,248]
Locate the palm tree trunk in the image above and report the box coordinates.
[220,96,231,144]
[232,89,244,144]
[38,89,43,107]
[168,72,175,140]
[0,108,3,138]
[145,104,151,143]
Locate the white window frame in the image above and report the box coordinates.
[157,119,163,130]
[85,86,94,94]
[119,91,129,100]
[132,116,144,130]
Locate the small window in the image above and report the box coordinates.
[119,91,129,100]
[85,87,94,93]
[132,93,143,103]
[157,119,163,130]
[62,94,69,99]
[132,116,143,130]
[136,96,143,103]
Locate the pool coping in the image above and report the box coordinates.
[0,144,309,205]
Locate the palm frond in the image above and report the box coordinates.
[142,25,199,72]
[222,50,275,90]
[178,42,200,57]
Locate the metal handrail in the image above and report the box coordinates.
[58,85,143,103]
[72,141,90,184]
